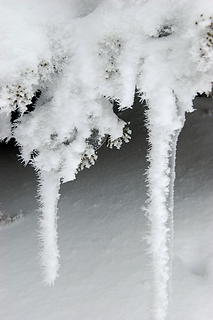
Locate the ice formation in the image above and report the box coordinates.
[0,0,212,318]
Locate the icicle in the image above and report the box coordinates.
[145,90,184,320]
[167,128,181,289]
[37,170,61,286]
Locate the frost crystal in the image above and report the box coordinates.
[0,1,212,317]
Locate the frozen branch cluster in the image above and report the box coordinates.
[0,0,212,318]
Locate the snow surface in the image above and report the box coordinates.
[0,97,213,320]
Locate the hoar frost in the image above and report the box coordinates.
[0,0,212,319]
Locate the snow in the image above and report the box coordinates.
[0,97,213,320]
[0,0,212,318]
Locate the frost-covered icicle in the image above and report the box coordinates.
[37,170,61,285]
[167,129,181,285]
[145,87,184,320]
